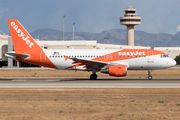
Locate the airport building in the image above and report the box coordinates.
[0,33,180,67]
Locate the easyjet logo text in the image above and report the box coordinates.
[11,22,34,48]
[118,51,146,56]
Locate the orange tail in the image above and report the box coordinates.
[7,19,41,52]
[7,19,57,69]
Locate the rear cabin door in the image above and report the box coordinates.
[40,51,46,63]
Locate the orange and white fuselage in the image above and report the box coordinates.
[5,19,176,80]
[45,49,175,70]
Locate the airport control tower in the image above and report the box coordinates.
[120,4,141,46]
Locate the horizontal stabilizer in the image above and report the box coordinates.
[5,51,30,60]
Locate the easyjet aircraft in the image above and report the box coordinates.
[5,19,176,80]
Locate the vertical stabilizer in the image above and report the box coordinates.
[7,19,57,69]
[7,19,42,52]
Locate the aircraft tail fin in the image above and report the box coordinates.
[7,19,57,69]
[7,19,42,52]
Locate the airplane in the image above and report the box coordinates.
[5,19,176,80]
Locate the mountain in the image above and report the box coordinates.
[30,28,180,47]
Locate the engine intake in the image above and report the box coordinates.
[101,65,127,77]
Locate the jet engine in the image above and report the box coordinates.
[101,65,127,77]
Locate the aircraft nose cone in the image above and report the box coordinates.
[170,59,176,67]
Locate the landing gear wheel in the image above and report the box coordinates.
[90,74,97,80]
[148,70,153,80]
[148,75,153,80]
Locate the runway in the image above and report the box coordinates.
[0,78,180,88]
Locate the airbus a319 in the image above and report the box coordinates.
[5,20,176,80]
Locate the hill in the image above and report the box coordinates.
[30,28,180,47]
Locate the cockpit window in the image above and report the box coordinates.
[160,54,169,58]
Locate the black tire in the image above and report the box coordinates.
[94,74,97,79]
[90,74,97,80]
[148,75,153,80]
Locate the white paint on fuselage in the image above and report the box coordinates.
[44,49,176,71]
[45,49,118,70]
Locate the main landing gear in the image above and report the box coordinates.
[148,70,153,80]
[90,73,97,80]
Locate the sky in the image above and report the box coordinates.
[0,0,180,35]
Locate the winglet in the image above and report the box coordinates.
[64,55,69,61]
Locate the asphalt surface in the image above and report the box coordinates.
[0,78,180,88]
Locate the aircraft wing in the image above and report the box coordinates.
[5,51,30,60]
[64,55,129,70]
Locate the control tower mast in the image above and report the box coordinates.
[120,4,141,46]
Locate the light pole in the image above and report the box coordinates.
[63,15,66,41]
[73,22,75,41]
[104,37,109,44]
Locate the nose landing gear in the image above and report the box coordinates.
[148,70,153,80]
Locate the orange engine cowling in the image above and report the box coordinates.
[101,65,127,77]
[109,65,127,77]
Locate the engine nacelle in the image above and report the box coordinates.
[101,65,127,77]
